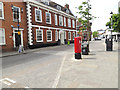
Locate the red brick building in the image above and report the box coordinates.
[0,0,77,51]
[0,2,28,51]
[26,0,77,48]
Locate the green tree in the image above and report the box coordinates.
[77,1,96,52]
[78,18,88,31]
[77,1,96,38]
[106,11,120,32]
[92,31,99,38]
[77,1,96,29]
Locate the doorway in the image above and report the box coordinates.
[13,30,23,48]
[59,30,64,45]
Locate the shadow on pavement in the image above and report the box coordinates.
[83,57,96,60]
[89,53,96,55]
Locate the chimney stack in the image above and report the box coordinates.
[64,4,69,9]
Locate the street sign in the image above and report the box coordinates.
[17,24,20,27]
[18,31,21,35]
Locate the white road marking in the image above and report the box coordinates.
[0,78,16,86]
[2,81,11,86]
[4,78,16,84]
[52,56,66,88]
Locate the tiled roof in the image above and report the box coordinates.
[36,0,75,16]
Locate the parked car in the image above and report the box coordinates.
[95,37,101,40]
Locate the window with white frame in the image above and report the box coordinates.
[36,29,43,42]
[64,31,66,39]
[59,16,63,26]
[73,32,75,40]
[47,30,52,41]
[55,14,57,25]
[55,30,58,41]
[72,20,75,28]
[68,19,71,27]
[0,28,5,45]
[68,32,71,40]
[46,12,51,24]
[35,9,42,22]
[13,6,21,22]
[64,17,66,27]
[0,2,4,19]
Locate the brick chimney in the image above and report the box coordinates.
[64,4,69,9]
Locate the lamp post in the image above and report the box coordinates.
[110,11,113,39]
[106,11,113,51]
[12,6,21,52]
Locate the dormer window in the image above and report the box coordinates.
[56,5,61,10]
[40,0,49,5]
[66,9,70,14]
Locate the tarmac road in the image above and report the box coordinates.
[1,39,118,88]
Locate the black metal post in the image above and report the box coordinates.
[17,9,21,47]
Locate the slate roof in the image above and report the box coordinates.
[35,0,75,16]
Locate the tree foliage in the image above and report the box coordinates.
[92,31,99,38]
[77,1,96,32]
[106,10,120,32]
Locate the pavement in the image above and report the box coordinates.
[55,39,118,88]
[0,45,64,58]
[0,39,118,88]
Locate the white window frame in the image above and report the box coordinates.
[64,17,66,27]
[36,29,43,42]
[13,6,21,22]
[35,8,42,22]
[55,14,57,25]
[55,30,58,41]
[64,31,66,39]
[68,19,71,27]
[0,2,4,19]
[59,30,60,39]
[68,32,71,40]
[73,32,75,40]
[0,28,6,45]
[72,20,75,28]
[47,30,52,42]
[46,12,51,24]
[59,16,63,26]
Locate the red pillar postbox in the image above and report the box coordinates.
[74,37,82,59]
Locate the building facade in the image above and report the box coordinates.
[0,2,28,52]
[0,0,77,51]
[26,0,77,48]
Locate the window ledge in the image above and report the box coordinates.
[47,40,52,42]
[36,41,43,43]
[36,20,42,23]
[0,18,5,20]
[46,22,51,24]
[0,44,6,46]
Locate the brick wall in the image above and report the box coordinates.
[1,2,28,51]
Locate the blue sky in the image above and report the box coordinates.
[52,0,120,31]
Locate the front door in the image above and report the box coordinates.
[15,33,21,47]
[60,31,64,45]
[13,30,23,48]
